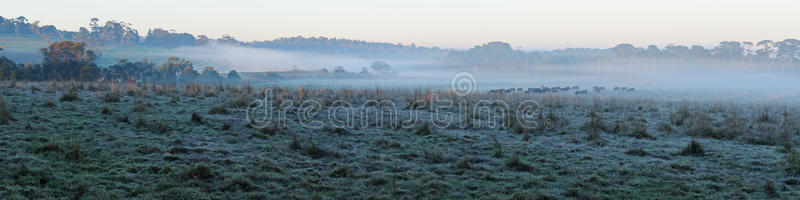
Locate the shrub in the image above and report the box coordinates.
[679,140,705,157]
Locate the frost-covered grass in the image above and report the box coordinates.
[0,81,799,199]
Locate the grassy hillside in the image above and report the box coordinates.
[0,82,798,199]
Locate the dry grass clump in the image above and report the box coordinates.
[414,122,434,135]
[505,153,532,171]
[42,99,56,107]
[101,105,113,115]
[679,140,705,157]
[190,112,203,124]
[686,113,716,138]
[59,89,80,102]
[64,140,82,161]
[289,133,329,159]
[786,148,800,175]
[490,134,503,158]
[177,163,216,180]
[329,164,353,178]
[132,100,147,112]
[583,110,605,140]
[669,103,691,126]
[764,180,778,197]
[208,105,230,115]
[0,98,14,124]
[756,107,772,123]
[624,148,650,157]
[101,92,121,103]
[260,159,283,173]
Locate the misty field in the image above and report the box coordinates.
[1,81,799,199]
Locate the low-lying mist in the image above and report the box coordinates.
[140,44,800,102]
[164,44,438,73]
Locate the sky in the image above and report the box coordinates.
[2,0,800,50]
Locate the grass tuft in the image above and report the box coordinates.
[679,140,705,157]
[505,154,532,171]
[190,112,203,124]
[177,163,216,180]
[59,90,80,102]
[0,98,14,124]
[208,105,230,115]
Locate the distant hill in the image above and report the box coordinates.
[3,15,800,72]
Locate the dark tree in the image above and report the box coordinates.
[40,41,100,81]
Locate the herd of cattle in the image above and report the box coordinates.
[487,86,635,95]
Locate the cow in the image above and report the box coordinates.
[593,86,604,92]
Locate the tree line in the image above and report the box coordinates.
[4,15,800,71]
[0,41,241,83]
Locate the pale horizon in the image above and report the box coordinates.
[3,0,800,50]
